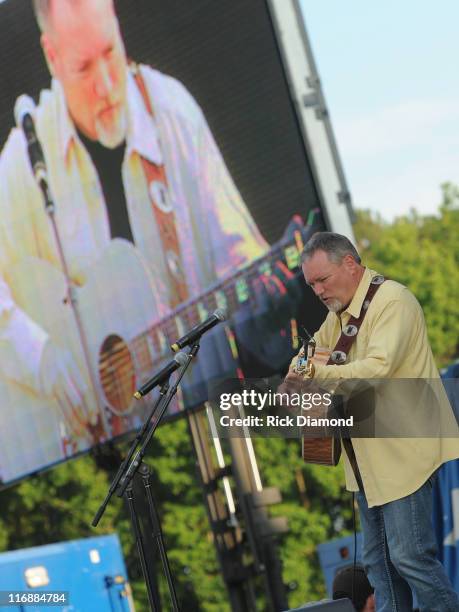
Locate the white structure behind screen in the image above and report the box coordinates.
[268,0,355,241]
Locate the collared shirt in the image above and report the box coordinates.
[0,65,268,392]
[291,268,459,507]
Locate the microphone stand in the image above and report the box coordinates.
[92,342,200,612]
[36,165,107,441]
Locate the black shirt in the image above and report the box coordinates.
[78,131,134,243]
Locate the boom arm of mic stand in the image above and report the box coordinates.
[115,342,200,499]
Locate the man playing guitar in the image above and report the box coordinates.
[283,231,459,612]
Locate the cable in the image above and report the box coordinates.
[352,491,357,607]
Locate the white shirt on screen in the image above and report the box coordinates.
[0,65,267,481]
[0,64,267,393]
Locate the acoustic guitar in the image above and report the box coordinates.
[297,346,342,466]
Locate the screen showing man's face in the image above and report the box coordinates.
[42,0,128,147]
[0,0,325,486]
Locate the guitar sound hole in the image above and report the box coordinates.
[99,334,135,415]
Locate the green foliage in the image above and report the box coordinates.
[353,183,459,365]
[0,456,122,550]
[254,438,353,607]
[161,502,228,611]
[0,420,352,611]
[142,418,229,611]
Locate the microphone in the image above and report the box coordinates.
[133,352,188,399]
[14,95,48,187]
[171,309,227,352]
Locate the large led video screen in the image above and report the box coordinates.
[0,0,327,486]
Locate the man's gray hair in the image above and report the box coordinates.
[301,231,361,265]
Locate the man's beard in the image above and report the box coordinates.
[95,106,127,149]
[323,298,344,312]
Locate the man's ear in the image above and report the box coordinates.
[41,33,56,77]
[342,253,357,271]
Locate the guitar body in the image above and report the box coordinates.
[1,240,170,482]
[302,433,341,466]
[9,239,159,420]
[300,347,341,467]
[73,239,159,414]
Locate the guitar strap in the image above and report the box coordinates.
[132,64,189,308]
[327,273,386,491]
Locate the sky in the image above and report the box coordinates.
[300,0,459,221]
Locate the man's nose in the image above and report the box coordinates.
[313,283,324,297]
[93,60,114,98]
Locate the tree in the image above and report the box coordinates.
[353,183,459,366]
[254,438,354,607]
[0,455,122,551]
[0,418,227,612]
